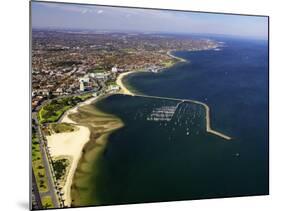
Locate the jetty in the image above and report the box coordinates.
[123,92,232,141]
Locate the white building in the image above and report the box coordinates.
[33,89,50,96]
[89,73,95,78]
[111,66,118,73]
[92,73,108,80]
[80,81,85,92]
[79,75,90,83]
[108,85,120,92]
[56,88,63,93]
[41,89,50,96]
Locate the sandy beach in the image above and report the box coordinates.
[46,96,97,207]
[116,71,135,96]
[70,103,124,206]
[46,125,90,206]
[46,50,213,207]
[167,50,187,62]
[59,97,98,124]
[116,51,187,96]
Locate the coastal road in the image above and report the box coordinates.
[34,90,97,112]
[32,89,106,208]
[33,115,61,208]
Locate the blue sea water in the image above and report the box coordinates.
[80,37,269,205]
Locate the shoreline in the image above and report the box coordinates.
[46,96,99,207]
[69,101,124,206]
[48,48,230,207]
[167,50,187,63]
[115,50,186,96]
[115,51,231,141]
[58,97,98,124]
[116,71,136,96]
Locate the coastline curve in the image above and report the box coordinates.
[116,53,232,141]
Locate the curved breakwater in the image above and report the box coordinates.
[123,93,232,140]
[71,39,268,206]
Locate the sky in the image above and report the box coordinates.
[31,1,268,40]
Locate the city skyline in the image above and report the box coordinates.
[32,1,268,40]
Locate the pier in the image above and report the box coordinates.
[124,92,232,140]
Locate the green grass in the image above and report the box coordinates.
[34,93,93,195]
[38,104,71,124]
[38,94,92,124]
[32,136,49,193]
[41,196,54,209]
[50,123,76,134]
[53,158,69,181]
[106,81,117,86]
[162,60,176,68]
[32,127,50,193]
[33,160,49,193]
[31,134,41,161]
[79,93,93,101]
[89,68,106,73]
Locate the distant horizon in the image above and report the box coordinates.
[31,1,268,40]
[32,27,268,41]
